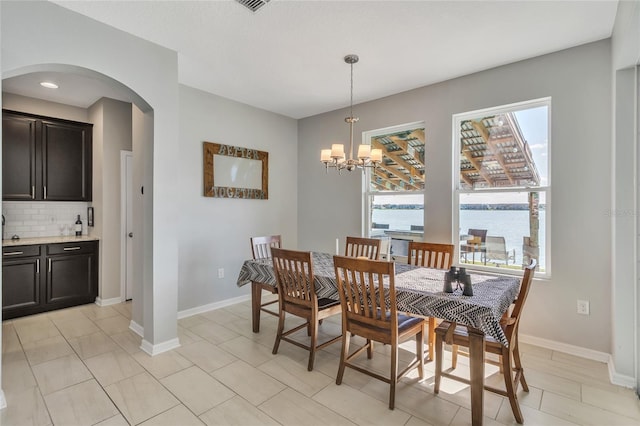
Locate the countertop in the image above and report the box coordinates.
[2,235,99,247]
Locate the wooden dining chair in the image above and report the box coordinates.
[344,236,381,260]
[407,241,454,361]
[407,241,454,269]
[434,260,536,424]
[249,235,282,332]
[333,255,425,409]
[271,247,342,371]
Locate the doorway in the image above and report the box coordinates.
[121,150,133,301]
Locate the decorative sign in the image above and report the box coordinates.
[203,142,269,199]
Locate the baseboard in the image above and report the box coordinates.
[608,361,637,389]
[520,334,635,388]
[95,296,123,307]
[140,337,181,356]
[0,389,6,409]
[177,294,251,319]
[129,320,144,337]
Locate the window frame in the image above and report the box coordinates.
[362,121,426,236]
[452,98,551,278]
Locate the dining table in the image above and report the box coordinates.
[237,252,521,426]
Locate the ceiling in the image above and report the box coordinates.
[3,1,619,119]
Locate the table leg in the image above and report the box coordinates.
[468,327,485,426]
[251,282,262,333]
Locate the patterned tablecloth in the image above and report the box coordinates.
[237,252,520,346]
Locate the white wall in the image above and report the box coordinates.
[299,41,613,355]
[610,0,640,386]
[1,1,179,351]
[177,85,298,312]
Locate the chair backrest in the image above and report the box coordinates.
[344,236,381,260]
[503,260,536,344]
[485,236,507,260]
[407,241,454,269]
[333,255,397,333]
[468,229,487,243]
[270,247,316,308]
[251,235,282,260]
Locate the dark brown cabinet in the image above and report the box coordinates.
[2,245,42,318]
[2,241,98,320]
[2,110,92,201]
[2,113,38,200]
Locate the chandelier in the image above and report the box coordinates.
[320,54,382,173]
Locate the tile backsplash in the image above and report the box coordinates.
[3,201,91,240]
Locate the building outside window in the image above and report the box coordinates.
[454,98,550,276]
[363,122,426,261]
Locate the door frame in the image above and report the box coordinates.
[120,150,133,302]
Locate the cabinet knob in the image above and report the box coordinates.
[128,232,134,238]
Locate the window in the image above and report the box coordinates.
[363,122,425,260]
[454,99,550,276]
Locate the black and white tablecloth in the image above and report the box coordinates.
[237,252,520,346]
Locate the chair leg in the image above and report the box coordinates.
[272,310,285,355]
[367,339,373,359]
[434,331,443,394]
[308,318,318,371]
[451,344,458,369]
[428,318,435,361]
[416,329,424,379]
[512,341,529,392]
[251,283,262,333]
[389,343,398,410]
[336,332,351,385]
[502,350,524,424]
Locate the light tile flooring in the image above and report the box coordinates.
[2,297,640,425]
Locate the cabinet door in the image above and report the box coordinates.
[2,113,39,200]
[42,120,92,201]
[2,257,41,319]
[45,253,96,306]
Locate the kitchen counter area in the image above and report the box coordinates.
[2,236,100,320]
[2,235,99,247]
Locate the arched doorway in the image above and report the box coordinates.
[2,64,153,345]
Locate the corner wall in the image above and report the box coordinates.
[611,0,640,387]
[89,98,132,302]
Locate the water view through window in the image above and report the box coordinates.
[455,99,550,274]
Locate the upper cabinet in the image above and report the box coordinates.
[2,110,92,201]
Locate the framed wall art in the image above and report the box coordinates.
[203,141,268,199]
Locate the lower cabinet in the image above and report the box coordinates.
[2,241,98,320]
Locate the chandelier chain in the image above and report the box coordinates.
[349,60,354,119]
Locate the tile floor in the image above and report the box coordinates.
[2,297,640,425]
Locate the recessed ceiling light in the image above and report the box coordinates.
[40,81,59,89]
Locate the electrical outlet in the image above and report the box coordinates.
[218,268,224,279]
[577,299,590,315]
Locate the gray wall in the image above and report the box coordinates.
[177,85,298,313]
[299,41,613,355]
[2,92,88,122]
[89,98,133,301]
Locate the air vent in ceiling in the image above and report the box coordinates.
[236,0,270,13]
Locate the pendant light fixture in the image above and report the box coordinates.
[320,54,382,173]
